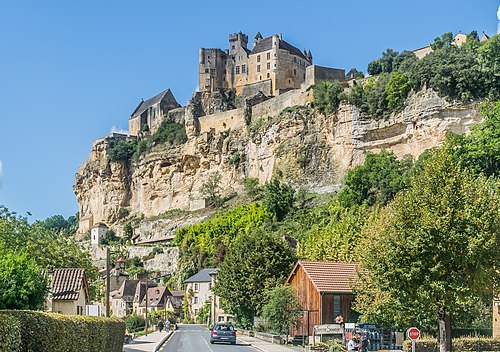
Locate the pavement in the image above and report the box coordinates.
[123,330,172,352]
[237,335,303,352]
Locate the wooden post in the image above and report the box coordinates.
[105,247,110,317]
[145,282,149,336]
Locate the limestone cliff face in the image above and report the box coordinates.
[74,88,481,238]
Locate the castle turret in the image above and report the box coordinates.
[229,31,248,55]
[307,49,313,63]
[253,32,263,49]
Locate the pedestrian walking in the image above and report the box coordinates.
[157,320,164,333]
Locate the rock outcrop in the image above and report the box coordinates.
[74,88,482,238]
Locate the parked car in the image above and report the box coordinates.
[210,324,236,345]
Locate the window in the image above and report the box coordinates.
[294,69,297,76]
[259,75,262,80]
[236,66,240,74]
[218,316,225,322]
[294,57,297,63]
[333,295,341,318]
[267,72,270,78]
[232,45,235,49]
[267,52,270,60]
[195,309,198,315]
[194,283,199,291]
[257,55,261,63]
[242,64,246,73]
[207,56,210,59]
[257,65,260,72]
[194,297,199,304]
[205,68,209,73]
[210,69,215,75]
[205,79,210,87]
[209,283,212,290]
[267,62,270,70]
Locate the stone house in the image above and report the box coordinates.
[136,286,171,316]
[166,290,184,316]
[199,32,313,96]
[110,279,139,318]
[101,265,129,294]
[91,223,108,245]
[285,260,359,337]
[128,89,181,136]
[46,268,89,315]
[185,268,216,316]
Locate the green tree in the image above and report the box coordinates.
[337,151,413,207]
[214,229,296,328]
[263,179,295,221]
[477,34,500,100]
[200,172,223,207]
[262,285,302,336]
[0,207,99,300]
[444,102,500,177]
[243,177,262,199]
[312,81,345,115]
[385,71,410,111]
[107,138,137,162]
[355,149,500,352]
[0,248,48,310]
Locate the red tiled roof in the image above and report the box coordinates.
[288,260,359,293]
[51,268,87,301]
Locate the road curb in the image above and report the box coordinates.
[154,331,173,352]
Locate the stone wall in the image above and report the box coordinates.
[239,80,272,100]
[198,108,245,134]
[304,65,345,88]
[166,107,186,125]
[251,89,313,119]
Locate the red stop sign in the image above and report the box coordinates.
[407,327,421,341]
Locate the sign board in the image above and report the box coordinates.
[314,324,343,335]
[407,327,420,341]
[344,323,356,329]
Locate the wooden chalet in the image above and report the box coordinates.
[285,260,359,337]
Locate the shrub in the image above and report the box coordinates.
[402,337,500,352]
[0,310,125,352]
[150,121,187,146]
[0,315,21,351]
[107,138,137,162]
[243,177,262,198]
[125,314,145,333]
[118,208,129,219]
[263,179,295,221]
[312,81,345,115]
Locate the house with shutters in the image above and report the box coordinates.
[285,260,359,337]
[111,279,139,318]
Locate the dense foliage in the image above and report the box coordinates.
[312,81,345,115]
[0,206,99,300]
[213,229,296,328]
[0,310,125,352]
[337,151,413,207]
[318,33,500,120]
[0,249,47,310]
[262,285,302,335]
[355,148,500,350]
[40,214,78,237]
[107,121,187,162]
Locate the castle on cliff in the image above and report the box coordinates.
[128,31,346,136]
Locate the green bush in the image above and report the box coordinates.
[402,337,500,352]
[107,138,137,162]
[0,315,21,351]
[0,310,125,352]
[312,81,345,115]
[124,314,145,333]
[118,208,129,219]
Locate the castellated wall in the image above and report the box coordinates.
[251,89,313,119]
[198,108,246,134]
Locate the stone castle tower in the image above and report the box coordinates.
[199,32,313,96]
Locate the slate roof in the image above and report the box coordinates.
[252,35,309,61]
[115,279,140,300]
[130,89,176,118]
[185,268,217,283]
[139,286,171,307]
[287,260,359,293]
[168,292,184,309]
[51,268,88,301]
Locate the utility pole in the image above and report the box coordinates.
[105,247,110,317]
[145,281,149,336]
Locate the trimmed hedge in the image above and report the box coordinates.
[0,310,125,352]
[0,315,21,351]
[403,337,500,352]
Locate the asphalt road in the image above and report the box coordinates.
[159,324,256,352]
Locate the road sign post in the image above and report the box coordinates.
[407,327,421,352]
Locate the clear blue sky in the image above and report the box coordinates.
[0,0,498,221]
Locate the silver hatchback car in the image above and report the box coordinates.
[210,324,236,345]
